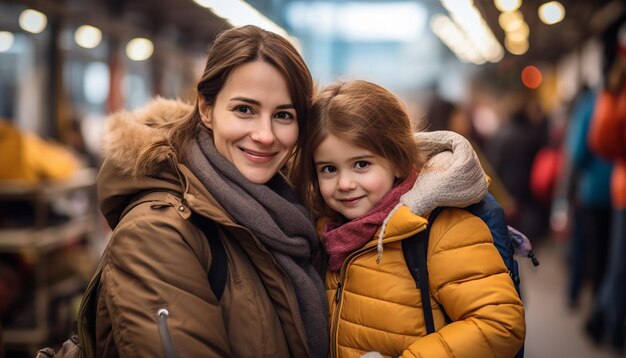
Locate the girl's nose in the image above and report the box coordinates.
[337,173,356,191]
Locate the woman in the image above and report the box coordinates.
[87,25,327,357]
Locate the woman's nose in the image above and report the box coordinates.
[250,117,275,145]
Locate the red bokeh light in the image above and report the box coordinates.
[521,65,542,89]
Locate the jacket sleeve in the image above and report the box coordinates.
[99,202,231,357]
[402,209,525,358]
[588,89,626,161]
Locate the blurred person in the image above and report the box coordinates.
[585,14,626,352]
[64,117,100,168]
[76,25,328,357]
[562,86,612,309]
[486,95,549,240]
[292,80,525,357]
[425,94,512,213]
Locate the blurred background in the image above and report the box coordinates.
[0,0,625,356]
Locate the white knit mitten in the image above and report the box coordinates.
[360,352,384,358]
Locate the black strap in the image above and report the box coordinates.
[416,230,435,334]
[402,207,445,334]
[191,213,228,301]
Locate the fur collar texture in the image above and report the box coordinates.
[101,97,192,176]
[97,98,194,228]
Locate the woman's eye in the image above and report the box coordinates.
[354,161,370,169]
[234,105,252,114]
[275,111,294,120]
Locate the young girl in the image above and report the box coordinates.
[292,80,525,357]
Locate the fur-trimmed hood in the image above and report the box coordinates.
[97,97,194,228]
[101,97,192,176]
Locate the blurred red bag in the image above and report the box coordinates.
[588,90,626,161]
[530,146,563,203]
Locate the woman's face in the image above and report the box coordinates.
[199,61,299,184]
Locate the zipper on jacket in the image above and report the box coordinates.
[157,308,178,358]
[329,223,430,357]
[329,246,373,358]
[334,282,342,302]
[329,224,428,357]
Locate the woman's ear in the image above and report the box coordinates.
[198,96,212,129]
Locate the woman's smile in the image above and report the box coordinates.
[240,147,277,163]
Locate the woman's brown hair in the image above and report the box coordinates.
[291,80,425,218]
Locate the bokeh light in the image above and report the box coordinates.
[18,9,47,34]
[0,31,14,52]
[75,25,102,49]
[494,0,521,13]
[125,38,154,61]
[521,65,542,89]
[539,1,565,25]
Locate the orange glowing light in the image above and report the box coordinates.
[521,65,542,89]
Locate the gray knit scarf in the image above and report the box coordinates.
[184,127,328,358]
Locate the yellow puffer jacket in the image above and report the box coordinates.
[326,205,525,358]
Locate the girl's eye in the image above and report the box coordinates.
[274,111,295,120]
[234,105,253,115]
[354,161,370,169]
[320,165,336,174]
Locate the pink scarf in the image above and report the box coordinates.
[323,168,418,271]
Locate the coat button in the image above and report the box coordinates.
[178,206,185,212]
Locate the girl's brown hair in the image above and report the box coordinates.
[135,25,313,175]
[291,80,425,218]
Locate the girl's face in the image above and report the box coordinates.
[199,60,298,184]
[314,134,399,219]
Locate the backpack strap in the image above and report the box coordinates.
[191,213,228,301]
[77,245,108,358]
[402,207,445,335]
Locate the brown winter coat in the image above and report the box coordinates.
[92,98,310,357]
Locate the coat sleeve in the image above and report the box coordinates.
[99,202,231,357]
[401,209,525,358]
